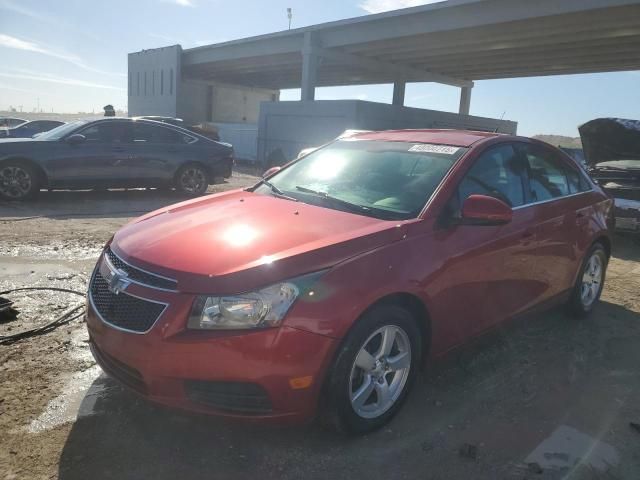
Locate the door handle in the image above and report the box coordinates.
[576,212,585,219]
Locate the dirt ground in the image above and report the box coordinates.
[1,172,639,480]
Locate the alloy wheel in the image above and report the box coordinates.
[580,253,603,308]
[180,167,206,194]
[349,325,412,419]
[0,166,32,199]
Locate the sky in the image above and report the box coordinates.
[0,0,638,137]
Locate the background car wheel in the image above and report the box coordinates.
[0,161,40,201]
[567,242,608,317]
[322,304,422,435]
[174,164,209,196]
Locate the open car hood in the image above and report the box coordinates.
[579,118,640,170]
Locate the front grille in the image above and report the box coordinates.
[90,341,146,393]
[90,271,166,333]
[184,380,273,414]
[106,247,177,291]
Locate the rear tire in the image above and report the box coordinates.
[0,161,40,200]
[174,163,209,196]
[322,304,422,435]
[567,242,608,317]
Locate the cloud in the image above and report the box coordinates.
[0,34,125,77]
[0,81,43,95]
[0,0,52,23]
[359,0,441,14]
[162,0,195,6]
[0,70,125,91]
[0,0,102,42]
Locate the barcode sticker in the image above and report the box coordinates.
[408,144,460,154]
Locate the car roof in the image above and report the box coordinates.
[350,129,504,147]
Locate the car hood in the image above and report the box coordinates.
[111,190,406,294]
[579,118,640,170]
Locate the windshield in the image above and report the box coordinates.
[255,140,467,220]
[36,120,87,140]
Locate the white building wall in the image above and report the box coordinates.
[128,46,278,125]
[128,45,181,117]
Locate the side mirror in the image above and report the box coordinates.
[66,133,86,145]
[262,166,281,178]
[459,194,512,226]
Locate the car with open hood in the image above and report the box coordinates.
[86,129,613,434]
[579,118,640,236]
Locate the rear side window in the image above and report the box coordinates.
[133,123,194,144]
[566,168,581,194]
[521,145,570,201]
[566,164,592,194]
[457,144,526,207]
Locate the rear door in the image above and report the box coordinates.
[432,143,540,339]
[129,123,196,182]
[516,143,591,301]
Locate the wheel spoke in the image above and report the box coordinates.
[387,351,410,371]
[355,349,376,372]
[377,326,396,358]
[374,380,391,407]
[352,375,374,409]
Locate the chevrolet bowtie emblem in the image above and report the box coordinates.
[100,257,131,295]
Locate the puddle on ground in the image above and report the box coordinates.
[22,328,114,433]
[0,259,79,277]
[0,243,103,261]
[525,425,619,472]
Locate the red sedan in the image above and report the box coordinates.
[87,129,613,434]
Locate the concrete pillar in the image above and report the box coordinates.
[459,85,472,115]
[392,81,406,106]
[301,32,318,101]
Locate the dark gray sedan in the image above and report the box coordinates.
[0,118,234,200]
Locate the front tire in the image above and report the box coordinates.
[567,243,608,317]
[322,304,422,435]
[0,161,40,201]
[174,164,209,196]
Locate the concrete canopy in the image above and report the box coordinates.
[181,0,640,92]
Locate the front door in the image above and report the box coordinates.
[50,121,133,187]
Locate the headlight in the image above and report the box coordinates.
[188,271,325,330]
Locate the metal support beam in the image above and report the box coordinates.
[459,85,472,115]
[316,46,472,88]
[392,82,405,106]
[301,32,319,101]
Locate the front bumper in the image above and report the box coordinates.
[613,197,640,233]
[86,272,336,424]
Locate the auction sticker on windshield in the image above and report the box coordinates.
[408,144,460,154]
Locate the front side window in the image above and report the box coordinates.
[37,121,88,140]
[457,144,526,208]
[79,122,131,144]
[255,140,467,220]
[521,145,570,201]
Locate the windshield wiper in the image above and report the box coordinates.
[261,179,298,202]
[294,185,376,215]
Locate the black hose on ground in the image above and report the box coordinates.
[0,287,86,346]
